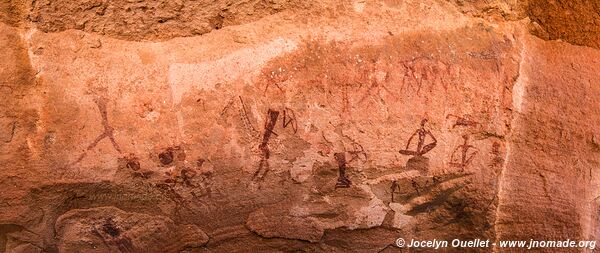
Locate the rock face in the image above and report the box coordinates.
[28,0,314,41]
[0,0,599,252]
[55,207,208,253]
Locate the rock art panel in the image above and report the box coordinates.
[2,0,600,251]
[29,0,318,41]
[2,21,520,250]
[234,26,519,244]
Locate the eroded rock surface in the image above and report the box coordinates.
[55,207,208,252]
[29,0,316,41]
[1,0,599,252]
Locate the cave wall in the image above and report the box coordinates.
[0,0,599,252]
[495,35,600,246]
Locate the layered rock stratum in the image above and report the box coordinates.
[1,0,599,252]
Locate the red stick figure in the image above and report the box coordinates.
[334,152,351,188]
[254,109,279,180]
[399,119,437,156]
[450,135,479,172]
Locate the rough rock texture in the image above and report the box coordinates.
[527,0,600,49]
[55,206,208,253]
[0,0,599,252]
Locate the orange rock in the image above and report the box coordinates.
[1,0,599,252]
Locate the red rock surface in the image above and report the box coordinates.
[0,0,599,252]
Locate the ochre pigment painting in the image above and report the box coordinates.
[1,0,600,252]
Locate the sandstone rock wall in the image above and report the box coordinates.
[0,0,599,252]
